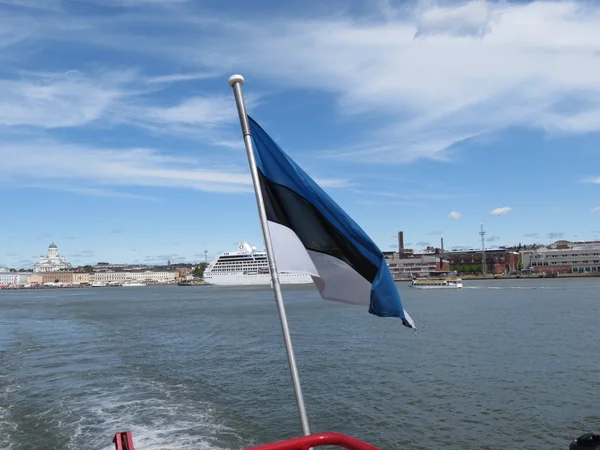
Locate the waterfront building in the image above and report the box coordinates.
[27,273,43,284]
[445,248,519,274]
[0,272,29,286]
[384,255,450,280]
[73,273,91,284]
[0,267,9,272]
[521,241,600,273]
[92,270,177,284]
[42,272,74,284]
[33,243,73,273]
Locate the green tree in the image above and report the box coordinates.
[192,262,208,278]
[82,265,94,273]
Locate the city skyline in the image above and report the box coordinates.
[2,232,598,270]
[1,0,600,267]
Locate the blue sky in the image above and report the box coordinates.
[1,0,599,269]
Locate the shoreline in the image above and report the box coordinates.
[0,282,192,291]
[3,273,600,291]
[395,272,600,282]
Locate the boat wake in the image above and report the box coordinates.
[0,315,240,450]
[0,374,235,450]
[462,285,566,290]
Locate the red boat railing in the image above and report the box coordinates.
[113,431,135,450]
[113,431,380,450]
[243,432,381,450]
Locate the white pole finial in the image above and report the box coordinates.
[228,74,245,87]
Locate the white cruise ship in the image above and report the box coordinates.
[203,242,313,286]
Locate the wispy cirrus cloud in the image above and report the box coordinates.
[0,138,350,196]
[140,95,239,127]
[149,0,600,163]
[23,184,161,201]
[0,69,247,143]
[313,177,353,188]
[490,207,512,215]
[0,140,253,194]
[351,189,463,201]
[146,72,220,84]
[591,206,600,212]
[583,177,600,184]
[0,70,135,128]
[414,0,491,39]
[79,0,190,7]
[4,1,600,165]
[71,250,95,258]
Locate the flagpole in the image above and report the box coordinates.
[228,74,311,437]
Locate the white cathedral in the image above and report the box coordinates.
[33,243,73,273]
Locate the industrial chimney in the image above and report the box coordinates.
[398,231,404,259]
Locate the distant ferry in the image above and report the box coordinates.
[122,281,145,287]
[409,277,463,289]
[203,242,313,286]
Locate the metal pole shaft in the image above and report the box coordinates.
[228,74,311,437]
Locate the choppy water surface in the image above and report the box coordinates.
[1,278,599,449]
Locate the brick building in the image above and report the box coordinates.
[446,249,519,274]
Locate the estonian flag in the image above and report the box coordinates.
[249,116,415,329]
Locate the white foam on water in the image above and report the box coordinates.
[0,375,238,450]
[61,379,238,450]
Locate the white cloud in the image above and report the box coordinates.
[0,69,245,144]
[490,206,512,215]
[166,0,600,162]
[584,177,600,184]
[414,0,492,38]
[312,177,353,188]
[3,1,600,165]
[23,184,160,201]
[0,70,135,128]
[591,206,600,212]
[351,189,462,201]
[81,0,189,6]
[0,140,253,194]
[448,211,462,219]
[146,72,220,84]
[142,96,236,127]
[0,0,60,10]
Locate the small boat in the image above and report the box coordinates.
[177,280,205,286]
[122,281,145,287]
[409,277,463,289]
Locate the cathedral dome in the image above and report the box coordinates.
[49,242,58,249]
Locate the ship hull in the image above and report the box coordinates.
[409,277,463,289]
[204,272,313,286]
[409,284,462,289]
